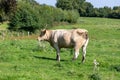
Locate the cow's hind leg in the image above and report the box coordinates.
[82,39,89,63]
[82,45,86,63]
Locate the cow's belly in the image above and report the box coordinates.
[59,43,74,48]
[56,31,74,48]
[58,38,74,48]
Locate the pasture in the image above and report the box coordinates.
[0,17,120,80]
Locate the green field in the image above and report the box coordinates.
[0,21,9,30]
[0,17,120,80]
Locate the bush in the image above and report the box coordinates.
[89,73,101,80]
[66,10,79,23]
[109,10,120,19]
[9,0,79,32]
[9,1,42,32]
[111,65,120,72]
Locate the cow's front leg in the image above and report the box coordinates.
[56,49,60,61]
[56,53,60,61]
[54,44,60,62]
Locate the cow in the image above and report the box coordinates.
[38,28,89,63]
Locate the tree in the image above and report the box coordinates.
[92,8,100,17]
[0,0,17,22]
[109,6,120,19]
[1,0,17,14]
[56,0,95,17]
[9,0,79,32]
[98,7,112,17]
[113,6,120,10]
[9,0,41,32]
[56,0,85,10]
[79,2,94,16]
[56,0,73,10]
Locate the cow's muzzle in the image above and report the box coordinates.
[37,37,41,42]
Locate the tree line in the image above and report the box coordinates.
[56,0,120,18]
[0,0,79,32]
[0,0,120,32]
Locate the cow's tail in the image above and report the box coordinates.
[84,32,89,47]
[85,36,89,47]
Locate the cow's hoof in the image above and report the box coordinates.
[81,60,85,63]
[56,58,60,62]
[82,57,85,63]
[72,58,77,61]
[56,55,60,61]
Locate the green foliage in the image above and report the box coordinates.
[97,7,112,17]
[0,0,17,21]
[89,73,101,80]
[56,0,120,19]
[0,17,120,80]
[79,2,94,17]
[8,0,79,32]
[111,65,120,72]
[56,0,94,17]
[56,0,85,10]
[56,0,74,10]
[9,1,41,32]
[109,6,120,19]
[0,21,9,30]
[65,10,79,23]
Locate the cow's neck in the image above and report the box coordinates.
[45,30,52,42]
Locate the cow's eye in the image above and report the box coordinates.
[39,33,42,36]
[40,32,44,37]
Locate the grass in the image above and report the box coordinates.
[0,17,120,80]
[0,21,9,30]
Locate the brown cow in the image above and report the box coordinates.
[38,29,89,63]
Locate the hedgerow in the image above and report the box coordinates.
[9,0,79,32]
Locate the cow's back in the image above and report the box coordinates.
[50,29,88,48]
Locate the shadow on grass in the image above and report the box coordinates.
[34,55,66,62]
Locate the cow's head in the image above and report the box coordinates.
[38,29,47,41]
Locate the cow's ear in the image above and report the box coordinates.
[43,29,46,34]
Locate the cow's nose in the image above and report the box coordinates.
[37,37,41,41]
